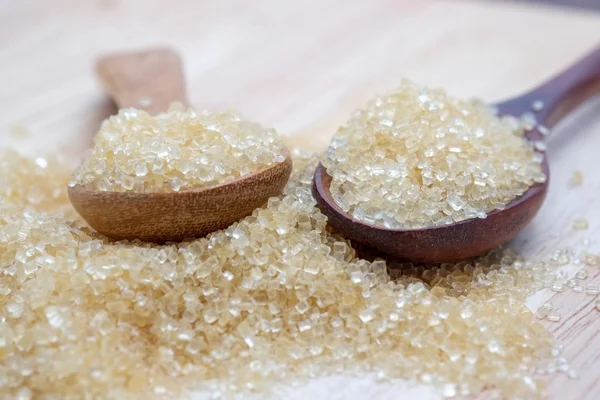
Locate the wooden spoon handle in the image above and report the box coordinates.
[96,48,189,115]
[496,46,600,128]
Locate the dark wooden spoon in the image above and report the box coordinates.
[313,46,600,263]
[68,48,292,242]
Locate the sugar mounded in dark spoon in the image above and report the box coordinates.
[322,80,546,229]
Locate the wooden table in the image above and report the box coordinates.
[1,1,600,399]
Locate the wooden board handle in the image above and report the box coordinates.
[96,48,190,115]
[496,45,600,128]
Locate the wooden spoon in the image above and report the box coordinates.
[313,47,600,263]
[68,48,292,242]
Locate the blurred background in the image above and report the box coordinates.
[1,0,599,156]
[510,0,600,9]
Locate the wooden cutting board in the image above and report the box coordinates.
[1,0,600,399]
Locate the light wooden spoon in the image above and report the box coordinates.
[68,48,292,242]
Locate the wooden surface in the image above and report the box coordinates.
[1,0,600,399]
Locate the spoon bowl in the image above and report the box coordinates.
[69,149,292,242]
[314,155,548,263]
[69,48,292,242]
[313,46,600,263]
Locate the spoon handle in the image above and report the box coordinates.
[496,46,600,128]
[96,48,190,115]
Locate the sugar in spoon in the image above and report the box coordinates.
[68,48,292,242]
[313,46,600,263]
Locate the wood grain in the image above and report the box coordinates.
[1,0,600,399]
[68,149,293,242]
[96,48,190,113]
